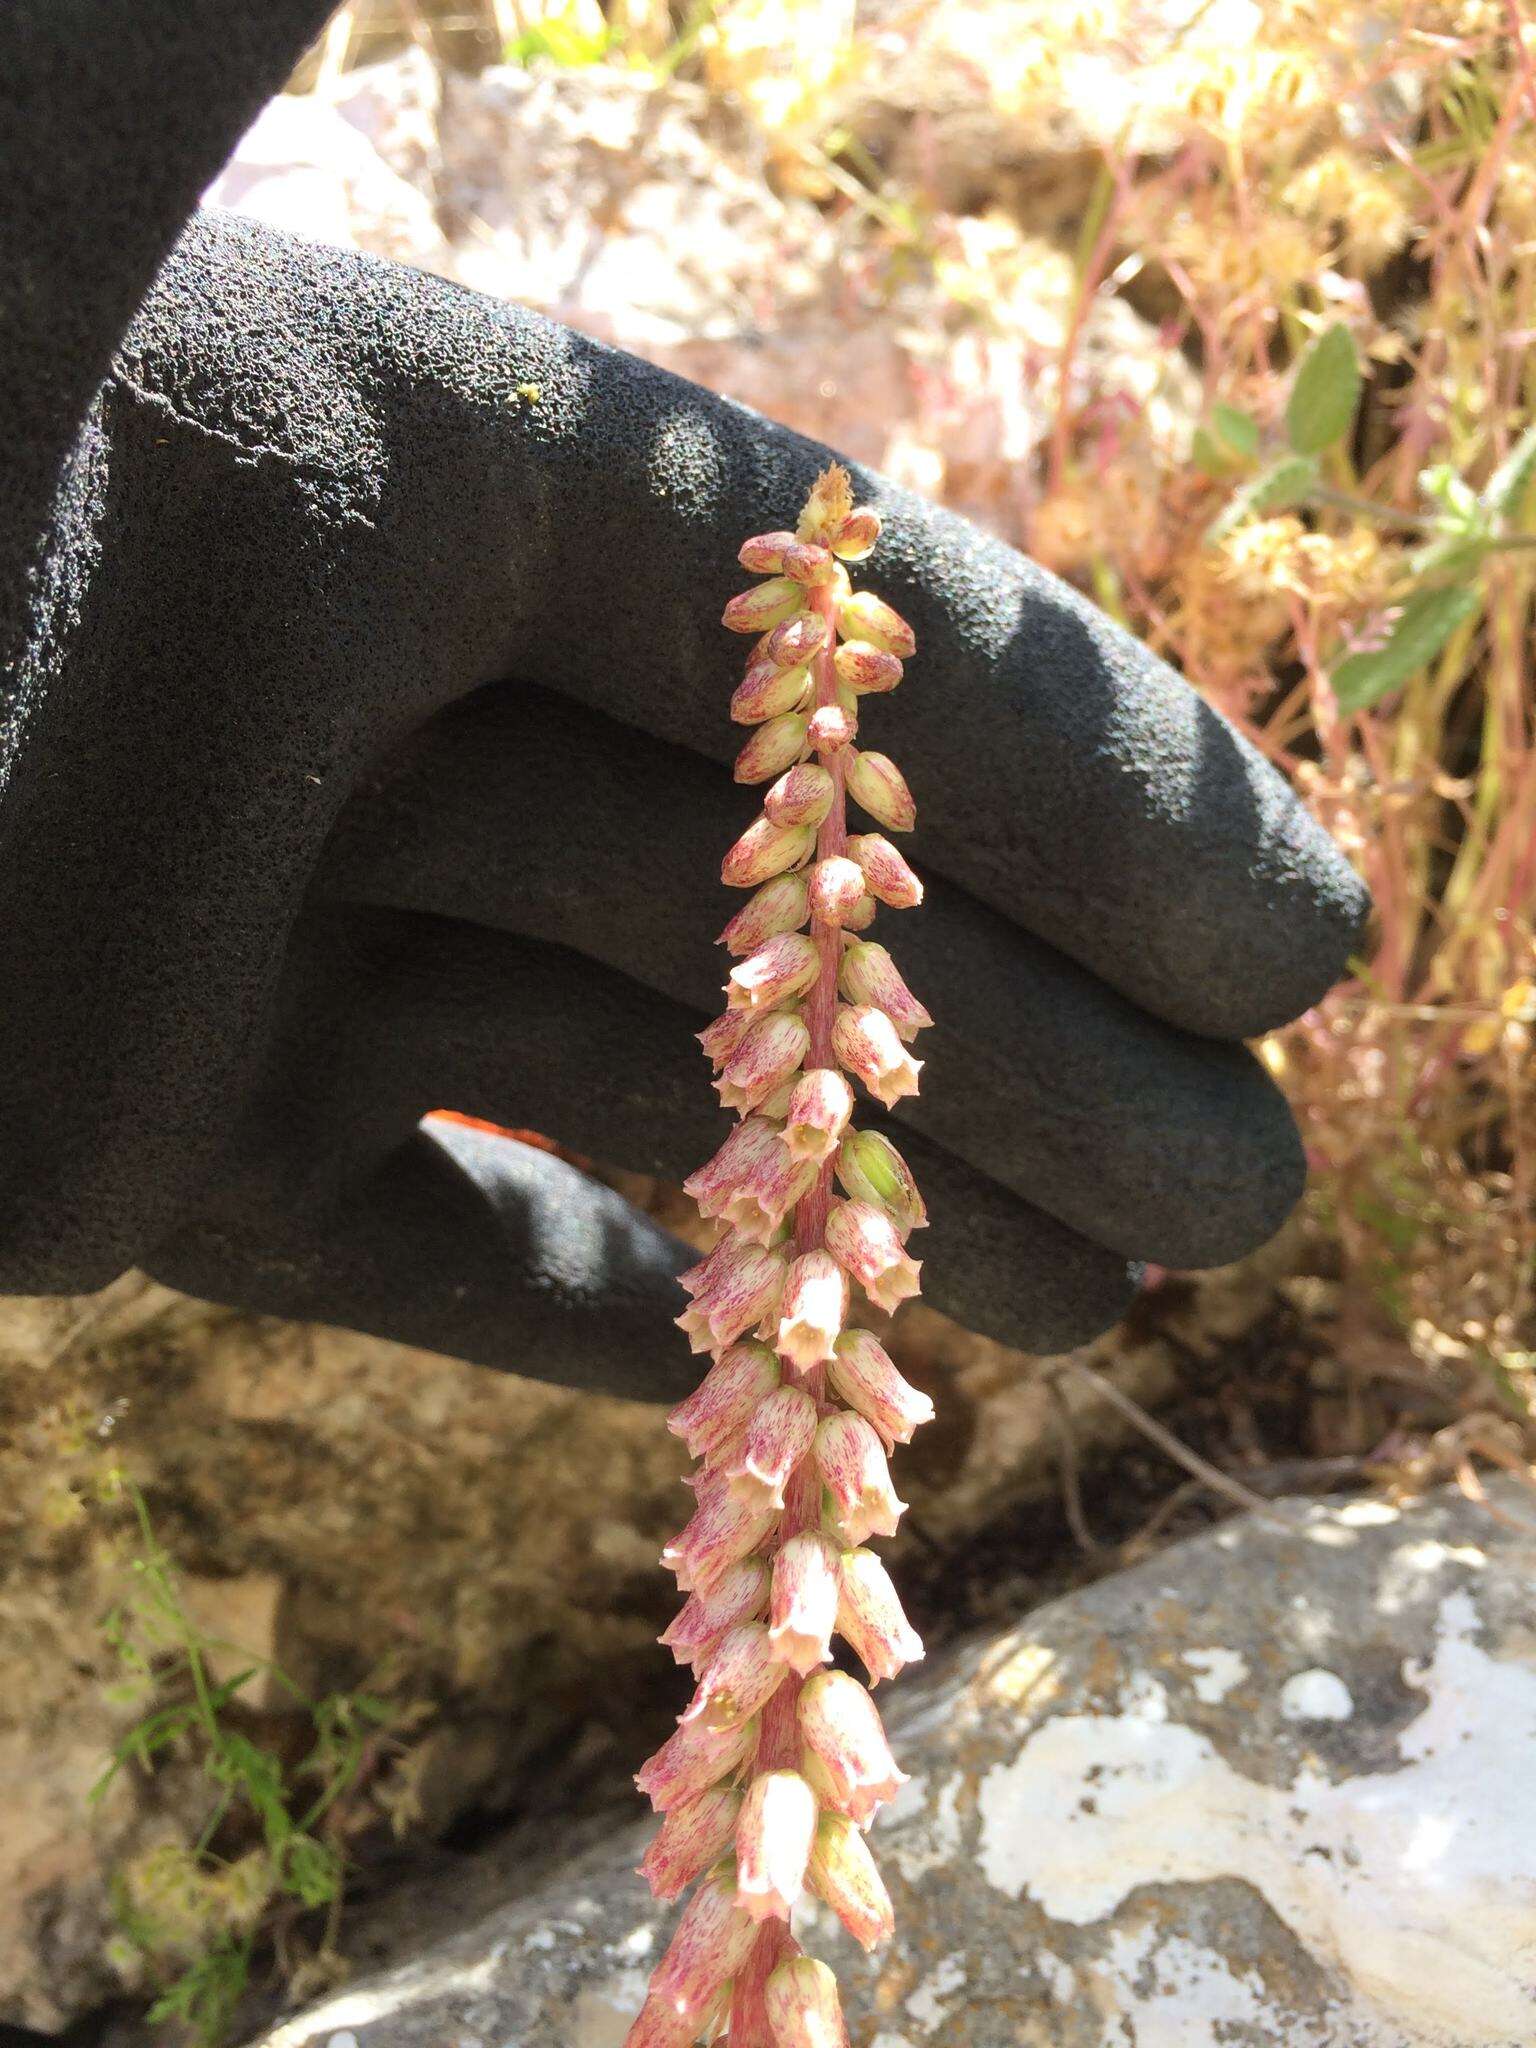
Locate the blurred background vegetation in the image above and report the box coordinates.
[284,0,1535,1470]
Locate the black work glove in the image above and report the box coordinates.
[0,4,1367,1401]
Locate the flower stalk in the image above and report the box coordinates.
[627,465,932,2047]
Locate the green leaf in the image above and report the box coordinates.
[1285,324,1362,454]
[1331,586,1481,711]
[1212,403,1261,458]
[1482,419,1536,523]
[1191,425,1236,478]
[1205,453,1319,541]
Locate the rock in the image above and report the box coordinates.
[248,1483,1536,2048]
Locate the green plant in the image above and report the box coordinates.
[95,1480,398,2045]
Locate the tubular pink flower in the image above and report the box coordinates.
[728,932,822,1013]
[830,1004,922,1108]
[722,1384,819,1513]
[717,873,811,957]
[814,1411,907,1544]
[724,577,803,634]
[775,1249,848,1372]
[782,1068,854,1164]
[675,1237,788,1353]
[760,610,828,670]
[641,1785,743,1901]
[836,591,915,658]
[764,763,836,830]
[668,1340,782,1461]
[845,750,917,833]
[807,1814,896,1952]
[846,833,922,908]
[714,1013,811,1115]
[634,465,931,2041]
[721,1145,820,1247]
[738,531,796,574]
[636,1714,759,1815]
[763,1956,850,2047]
[682,1623,787,1729]
[736,1770,819,1922]
[649,1872,761,2019]
[721,811,815,884]
[836,1548,925,1684]
[833,1130,928,1237]
[827,1328,933,1448]
[660,1558,771,1670]
[767,1531,840,1675]
[833,640,902,695]
[806,704,856,753]
[824,1199,923,1314]
[837,942,932,1040]
[734,717,811,788]
[732,658,812,724]
[806,857,867,927]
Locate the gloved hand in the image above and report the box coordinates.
[0,5,1367,1401]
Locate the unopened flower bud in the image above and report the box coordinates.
[831,1005,922,1108]
[736,1769,818,1921]
[722,811,815,885]
[764,1955,850,2047]
[768,1530,840,1674]
[825,1198,922,1314]
[837,1547,925,1683]
[732,658,812,724]
[729,931,821,1012]
[799,1670,907,1825]
[697,1007,756,1070]
[660,1557,770,1668]
[734,717,811,787]
[762,611,828,669]
[721,1142,819,1246]
[835,1130,927,1236]
[685,1119,785,1217]
[723,1384,818,1512]
[837,591,915,658]
[782,1068,854,1164]
[845,750,916,833]
[636,1713,759,1814]
[776,1249,849,1372]
[624,1992,705,2048]
[842,891,877,931]
[682,1623,786,1728]
[848,833,922,909]
[782,541,836,586]
[814,1411,907,1543]
[717,872,811,956]
[715,1012,811,1115]
[764,763,835,830]
[830,506,882,561]
[649,1871,761,2016]
[838,941,932,1040]
[662,1480,779,1594]
[668,1339,781,1460]
[807,857,866,927]
[724,577,803,634]
[833,640,902,695]
[807,703,856,753]
[807,1812,896,1951]
[640,1784,743,1900]
[738,531,796,574]
[828,1327,933,1448]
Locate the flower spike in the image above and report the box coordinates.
[627,465,932,2045]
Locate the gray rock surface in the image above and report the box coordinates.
[250,1484,1536,2048]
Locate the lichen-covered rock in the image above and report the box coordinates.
[250,1484,1536,2048]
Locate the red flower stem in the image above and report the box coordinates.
[731,580,846,2040]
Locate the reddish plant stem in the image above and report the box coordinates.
[733,578,846,2039]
